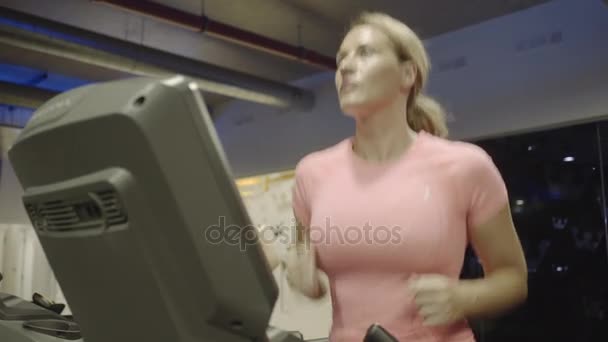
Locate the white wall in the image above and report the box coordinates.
[0,224,68,312]
[217,0,608,177]
[216,73,354,178]
[0,127,28,224]
[426,0,608,140]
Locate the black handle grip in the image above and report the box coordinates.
[364,324,399,342]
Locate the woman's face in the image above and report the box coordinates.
[335,25,411,118]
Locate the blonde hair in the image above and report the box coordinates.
[350,12,448,138]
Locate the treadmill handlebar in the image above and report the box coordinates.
[364,324,400,342]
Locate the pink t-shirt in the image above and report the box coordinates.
[291,131,509,342]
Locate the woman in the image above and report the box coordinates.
[268,11,528,342]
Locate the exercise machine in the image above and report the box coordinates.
[3,75,293,342]
[2,75,400,342]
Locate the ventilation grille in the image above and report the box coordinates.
[25,190,128,234]
[96,190,127,226]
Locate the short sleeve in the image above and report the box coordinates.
[465,147,509,229]
[292,161,312,228]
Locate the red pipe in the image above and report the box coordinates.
[93,0,337,70]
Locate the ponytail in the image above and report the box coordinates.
[407,93,449,138]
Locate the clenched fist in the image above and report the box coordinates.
[408,274,472,326]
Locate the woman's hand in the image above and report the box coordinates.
[408,274,474,326]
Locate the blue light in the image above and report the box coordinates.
[0,63,91,92]
[0,16,131,59]
[0,17,99,49]
[0,63,42,84]
[0,104,34,128]
[0,17,98,94]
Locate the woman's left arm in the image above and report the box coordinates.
[409,146,527,326]
[456,203,528,318]
[409,205,528,326]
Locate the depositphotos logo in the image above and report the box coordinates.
[203,217,404,251]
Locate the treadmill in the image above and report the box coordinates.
[1,75,302,342]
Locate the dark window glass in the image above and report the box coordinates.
[461,122,608,342]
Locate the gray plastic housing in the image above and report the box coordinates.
[0,293,63,321]
[0,320,80,342]
[7,76,278,342]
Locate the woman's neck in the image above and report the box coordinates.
[352,96,417,163]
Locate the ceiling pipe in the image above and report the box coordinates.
[0,81,58,109]
[0,6,314,110]
[0,24,292,107]
[92,0,337,70]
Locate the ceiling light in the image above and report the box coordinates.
[563,156,575,162]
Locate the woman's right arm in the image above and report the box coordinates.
[284,215,326,299]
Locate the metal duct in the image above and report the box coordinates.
[0,6,314,110]
[0,81,58,109]
[93,0,337,70]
